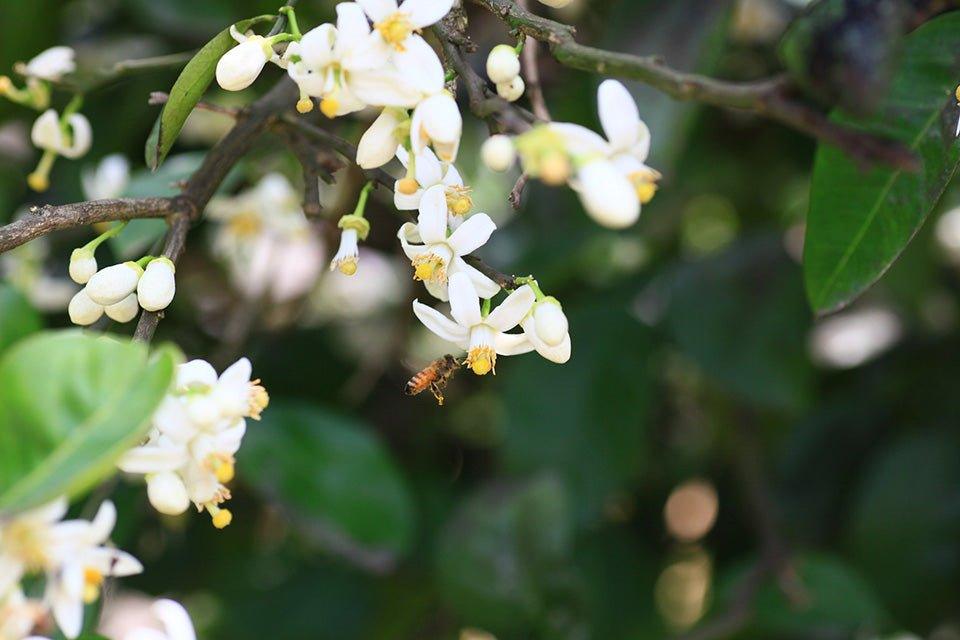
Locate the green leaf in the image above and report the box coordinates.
[239,401,415,561]
[144,15,272,170]
[803,13,960,313]
[0,284,42,355]
[434,476,578,635]
[0,331,179,513]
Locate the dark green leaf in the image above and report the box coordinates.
[0,284,42,355]
[803,13,960,313]
[240,401,416,561]
[144,15,272,170]
[0,331,178,513]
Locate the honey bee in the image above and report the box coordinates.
[406,355,460,405]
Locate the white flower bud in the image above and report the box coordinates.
[137,257,176,312]
[104,293,140,323]
[497,76,525,102]
[486,44,521,84]
[216,36,270,91]
[69,248,97,284]
[85,261,143,306]
[480,135,516,172]
[147,471,190,515]
[538,0,573,6]
[534,298,568,346]
[68,289,103,326]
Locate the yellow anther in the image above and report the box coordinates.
[208,454,236,483]
[412,254,445,283]
[538,152,570,186]
[27,171,49,192]
[415,261,435,280]
[296,97,314,114]
[630,168,661,205]
[228,211,262,237]
[338,257,358,276]
[82,567,104,604]
[0,76,11,95]
[636,181,657,204]
[377,12,414,49]
[209,506,233,529]
[451,197,472,216]
[320,95,339,119]
[248,379,269,420]
[955,84,960,102]
[467,347,496,376]
[397,177,419,195]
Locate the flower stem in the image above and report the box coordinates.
[352,181,375,218]
[278,6,302,40]
[83,221,128,252]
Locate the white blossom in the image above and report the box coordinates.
[68,248,97,285]
[104,293,140,323]
[30,110,91,159]
[85,262,143,306]
[137,258,176,312]
[22,47,75,81]
[521,298,571,363]
[357,0,455,53]
[397,184,499,301]
[413,272,535,375]
[480,135,516,172]
[357,108,406,169]
[496,75,525,102]
[486,45,520,84]
[122,599,196,640]
[331,228,360,275]
[216,26,276,91]
[81,154,129,200]
[394,147,469,223]
[68,289,103,326]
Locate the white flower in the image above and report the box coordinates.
[575,159,640,228]
[0,586,44,640]
[358,0,455,52]
[397,184,499,301]
[118,358,268,527]
[331,228,360,275]
[82,154,129,200]
[123,599,196,640]
[85,261,143,306]
[394,147,469,222]
[396,37,462,162]
[496,76,525,102]
[596,79,659,204]
[413,272,535,375]
[68,289,103,326]
[285,3,416,117]
[357,108,406,169]
[68,248,97,285]
[480,135,516,172]
[30,110,91,159]
[521,298,571,363]
[23,46,75,81]
[216,26,276,91]
[486,45,520,84]
[137,258,176,312]
[104,293,140,323]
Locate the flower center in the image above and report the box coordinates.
[320,93,340,119]
[412,251,448,283]
[228,211,262,238]
[466,325,497,375]
[83,567,104,604]
[2,521,48,570]
[629,167,661,204]
[377,12,414,50]
[445,186,473,216]
[206,453,236,483]
[248,379,269,420]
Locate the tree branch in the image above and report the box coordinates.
[133,213,190,341]
[470,0,919,170]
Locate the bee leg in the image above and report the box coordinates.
[430,383,445,406]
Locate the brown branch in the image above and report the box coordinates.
[470,0,918,170]
[517,0,551,121]
[508,173,528,210]
[463,254,520,290]
[133,213,190,341]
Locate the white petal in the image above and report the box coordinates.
[357,109,403,169]
[152,397,195,443]
[576,160,640,229]
[337,3,372,42]
[417,184,449,244]
[31,110,62,150]
[548,121,609,157]
[357,0,397,22]
[442,164,463,186]
[117,445,187,474]
[89,500,116,542]
[450,258,501,298]
[447,272,481,327]
[220,357,252,386]
[414,147,443,186]
[394,35,444,94]
[446,213,495,257]
[494,331,536,356]
[522,317,570,362]
[598,79,641,154]
[146,471,190,515]
[25,46,76,80]
[398,222,428,260]
[24,495,70,524]
[412,300,468,343]
[299,25,337,67]
[400,0,455,27]
[424,277,450,302]
[177,359,218,390]
[348,68,421,107]
[394,186,423,210]
[154,599,197,640]
[88,547,142,577]
[485,285,535,332]
[60,113,92,159]
[420,93,461,145]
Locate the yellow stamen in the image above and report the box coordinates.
[445,186,473,216]
[83,567,104,604]
[227,211,262,237]
[0,76,11,96]
[629,168,661,205]
[397,177,419,195]
[955,84,960,102]
[320,95,339,119]
[636,181,657,204]
[377,12,414,50]
[296,97,314,114]
[206,453,236,483]
[467,347,496,376]
[412,254,445,283]
[207,504,233,529]
[539,151,570,186]
[337,257,358,276]
[27,172,49,192]
[248,379,269,420]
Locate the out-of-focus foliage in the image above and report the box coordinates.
[2,0,960,638]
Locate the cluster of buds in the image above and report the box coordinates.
[0,498,142,639]
[0,47,94,191]
[486,44,525,102]
[67,224,176,327]
[117,358,269,529]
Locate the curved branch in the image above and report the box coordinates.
[469,0,918,170]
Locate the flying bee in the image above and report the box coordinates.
[406,355,460,405]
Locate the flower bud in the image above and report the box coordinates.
[481,135,516,172]
[85,262,143,306]
[68,289,104,326]
[216,37,270,91]
[538,0,573,6]
[486,45,520,84]
[533,298,568,346]
[147,472,190,516]
[105,293,139,323]
[137,257,176,312]
[497,76,525,102]
[69,248,97,284]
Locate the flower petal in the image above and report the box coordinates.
[450,258,501,298]
[299,25,337,67]
[357,0,397,22]
[414,147,443,186]
[522,317,571,363]
[446,213,496,257]
[336,2,372,43]
[394,186,423,210]
[394,35,444,94]
[154,599,197,640]
[448,271,481,327]
[117,445,187,474]
[412,300,468,343]
[417,184,449,244]
[548,122,609,157]
[485,285,535,332]
[89,500,116,542]
[442,163,464,187]
[576,160,640,229]
[31,110,62,150]
[420,93,461,145]
[400,0,455,28]
[348,67,422,107]
[357,109,402,169]
[598,79,640,154]
[398,222,427,259]
[494,332,535,356]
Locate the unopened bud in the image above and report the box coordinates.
[486,44,520,84]
[69,248,97,284]
[533,298,568,346]
[481,135,516,172]
[216,37,270,91]
[137,257,176,312]
[104,293,140,323]
[147,472,190,515]
[85,261,143,306]
[68,289,104,326]
[497,76,525,102]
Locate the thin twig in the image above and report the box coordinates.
[149,91,239,117]
[508,173,528,210]
[469,0,918,170]
[517,0,551,121]
[133,213,190,341]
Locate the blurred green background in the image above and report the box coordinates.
[1,0,959,638]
